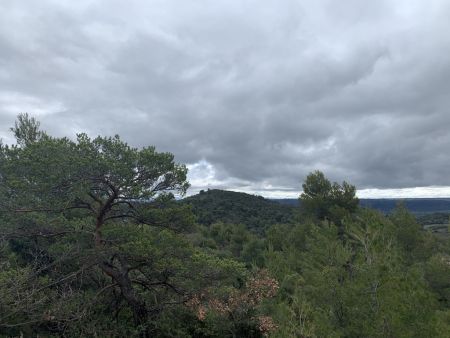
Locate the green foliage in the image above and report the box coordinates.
[9,112,45,147]
[182,189,294,234]
[300,170,358,226]
[195,222,266,268]
[0,115,258,337]
[265,208,445,337]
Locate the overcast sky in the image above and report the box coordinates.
[1,0,450,198]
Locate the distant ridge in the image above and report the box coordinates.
[273,198,450,214]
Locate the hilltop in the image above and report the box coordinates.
[181,189,295,233]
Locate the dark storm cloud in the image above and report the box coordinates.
[1,0,450,195]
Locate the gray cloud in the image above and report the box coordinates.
[1,0,450,195]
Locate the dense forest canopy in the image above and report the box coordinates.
[181,189,295,234]
[0,115,449,337]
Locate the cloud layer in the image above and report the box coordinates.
[1,0,450,197]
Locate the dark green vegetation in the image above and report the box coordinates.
[1,114,449,337]
[181,189,295,234]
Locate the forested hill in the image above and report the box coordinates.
[182,189,295,232]
[274,197,450,214]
